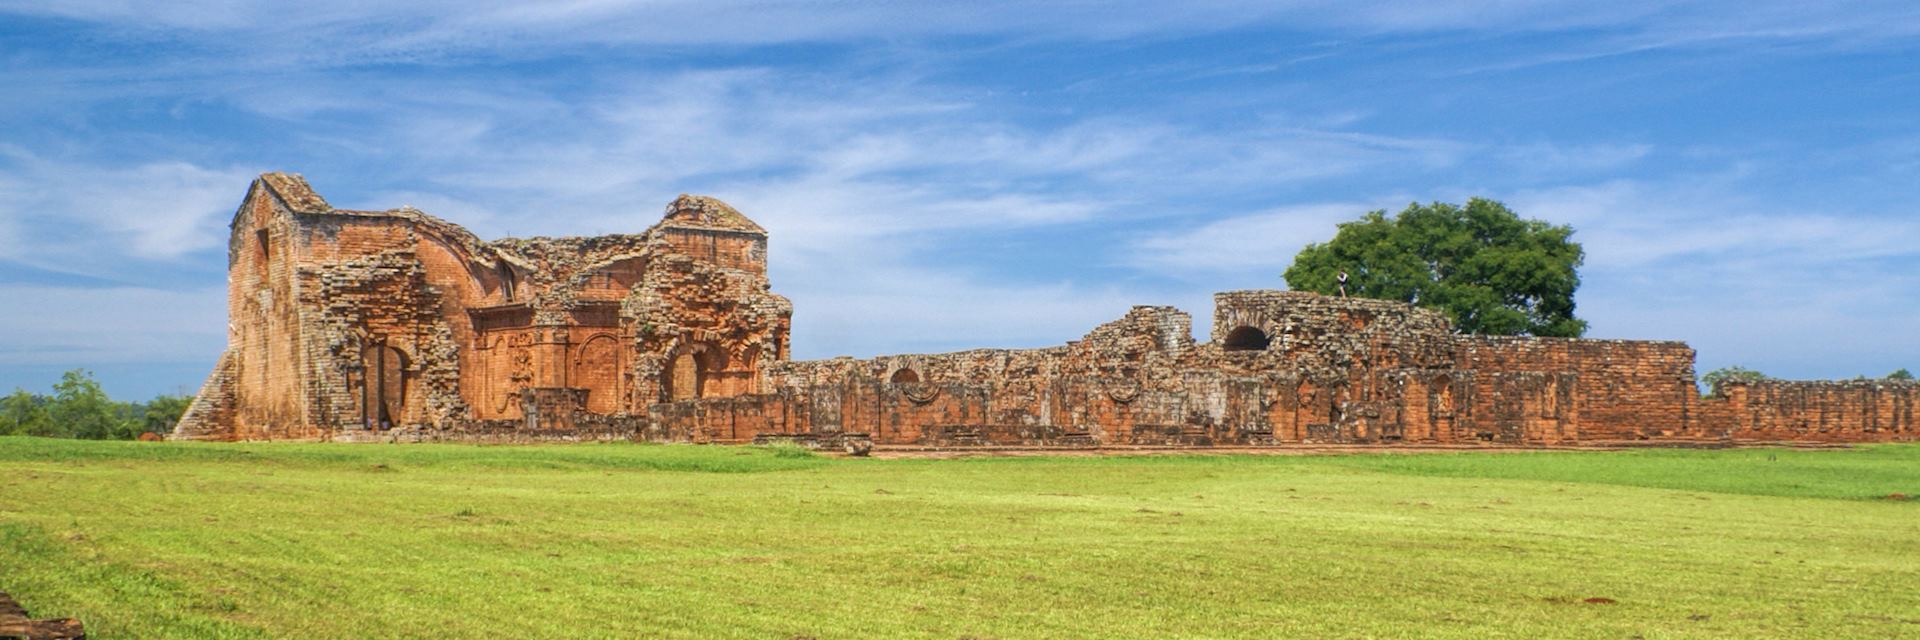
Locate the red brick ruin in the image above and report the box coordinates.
[174,174,1917,447]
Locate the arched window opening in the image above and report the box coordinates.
[890,368,921,384]
[1223,326,1271,351]
[500,265,517,301]
[359,343,407,429]
[255,229,271,268]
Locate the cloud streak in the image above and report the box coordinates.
[8,1,1916,58]
[0,150,256,275]
[0,284,226,365]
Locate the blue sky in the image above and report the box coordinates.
[2,1,1917,400]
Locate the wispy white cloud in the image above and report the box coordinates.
[0,284,227,365]
[236,67,1455,246]
[1495,142,1653,177]
[1127,201,1403,275]
[4,53,1475,366]
[1506,177,1920,270]
[1508,173,1920,371]
[783,263,1155,358]
[0,151,256,273]
[5,0,1914,68]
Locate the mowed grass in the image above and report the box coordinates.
[1,438,1915,639]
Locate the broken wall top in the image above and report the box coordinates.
[658,194,767,234]
[236,172,770,283]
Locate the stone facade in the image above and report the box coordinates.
[176,174,1918,446]
[174,173,790,441]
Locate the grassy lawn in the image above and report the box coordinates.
[1,438,1915,639]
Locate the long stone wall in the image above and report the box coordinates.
[1698,380,1917,442]
[177,173,1916,448]
[1454,337,1700,442]
[641,296,1916,447]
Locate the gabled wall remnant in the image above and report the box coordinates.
[177,173,1917,446]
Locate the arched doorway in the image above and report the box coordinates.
[572,335,621,414]
[359,343,407,429]
[1223,326,1271,351]
[668,345,714,401]
[667,351,703,401]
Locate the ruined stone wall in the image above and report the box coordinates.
[1198,292,1456,444]
[765,347,1068,445]
[657,227,767,275]
[296,215,480,432]
[749,306,1263,447]
[232,184,314,439]
[721,293,1905,448]
[1454,337,1697,442]
[626,250,791,405]
[473,233,655,420]
[179,173,1916,448]
[1210,290,1455,372]
[176,175,790,440]
[176,177,327,440]
[1699,380,1918,442]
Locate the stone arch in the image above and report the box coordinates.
[572,334,622,414]
[1223,326,1271,351]
[664,342,723,401]
[499,264,518,301]
[890,368,921,384]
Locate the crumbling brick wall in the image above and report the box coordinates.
[178,173,1916,448]
[1699,380,1917,442]
[1454,337,1698,442]
[175,176,789,440]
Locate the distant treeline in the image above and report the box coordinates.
[1,369,193,439]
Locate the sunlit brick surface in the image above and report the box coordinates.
[177,174,1916,446]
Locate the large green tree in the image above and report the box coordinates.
[1283,198,1587,337]
[49,369,123,440]
[141,393,195,437]
[1,388,53,436]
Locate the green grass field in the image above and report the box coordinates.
[1,438,1915,639]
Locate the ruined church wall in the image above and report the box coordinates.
[208,185,322,440]
[1453,337,1697,442]
[746,307,1269,446]
[1199,293,1455,444]
[1212,290,1455,372]
[626,251,792,406]
[286,215,484,431]
[656,227,767,275]
[764,347,1071,445]
[1698,380,1918,442]
[180,174,1917,448]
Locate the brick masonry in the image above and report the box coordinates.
[175,174,1917,446]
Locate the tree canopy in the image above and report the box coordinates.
[1283,198,1587,337]
[0,369,192,439]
